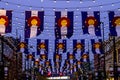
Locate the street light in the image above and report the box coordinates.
[0,36,4,80]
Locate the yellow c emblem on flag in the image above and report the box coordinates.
[85,16,98,27]
[19,42,26,48]
[88,19,95,25]
[58,17,70,27]
[94,42,100,49]
[56,54,60,59]
[77,61,81,65]
[112,16,120,27]
[82,54,88,59]
[27,16,41,27]
[38,43,46,49]
[76,43,83,49]
[28,54,33,59]
[41,54,46,60]
[0,16,9,26]
[69,54,73,59]
[57,43,64,49]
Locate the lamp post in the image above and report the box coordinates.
[101,22,106,80]
[0,36,4,80]
[113,36,118,80]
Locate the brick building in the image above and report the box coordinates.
[0,36,22,80]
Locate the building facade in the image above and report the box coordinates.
[0,36,22,80]
[103,37,120,80]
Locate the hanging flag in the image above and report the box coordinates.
[67,52,75,64]
[37,39,48,55]
[27,54,34,60]
[73,63,77,72]
[25,11,44,38]
[55,61,61,74]
[45,59,51,67]
[82,11,101,36]
[55,11,73,39]
[91,39,103,54]
[40,54,47,61]
[81,52,89,62]
[18,39,28,54]
[34,58,40,66]
[0,10,12,35]
[55,39,66,54]
[53,53,61,62]
[109,11,120,36]
[73,39,85,54]
[64,60,70,73]
[77,60,81,69]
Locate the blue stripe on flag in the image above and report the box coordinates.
[63,39,66,53]
[25,11,31,38]
[91,39,95,54]
[109,11,117,36]
[67,11,73,38]
[81,12,88,34]
[94,11,101,36]
[5,10,12,33]
[45,39,49,54]
[37,39,41,55]
[81,39,85,53]
[55,39,58,53]
[37,11,44,36]
[24,39,29,54]
[55,12,61,39]
[73,39,77,54]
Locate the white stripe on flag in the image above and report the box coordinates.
[76,51,81,59]
[0,10,6,15]
[70,66,72,74]
[40,50,45,54]
[87,12,95,36]
[83,58,87,62]
[87,11,94,17]
[78,64,80,68]
[57,68,59,74]
[114,11,120,17]
[60,67,62,72]
[0,10,6,35]
[40,40,45,54]
[88,25,95,36]
[31,10,38,16]
[20,48,25,52]
[95,48,100,54]
[61,11,67,17]
[74,67,76,72]
[70,59,73,64]
[61,11,67,39]
[30,26,37,38]
[116,26,120,36]
[30,11,38,38]
[0,25,6,35]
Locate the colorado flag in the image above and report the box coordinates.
[109,11,120,36]
[82,11,101,36]
[0,10,12,35]
[55,11,73,39]
[25,11,44,38]
[91,39,103,54]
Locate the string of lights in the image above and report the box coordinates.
[0,0,120,10]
